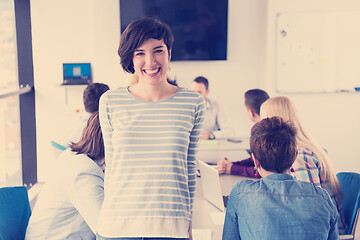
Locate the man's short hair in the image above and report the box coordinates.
[250,117,298,173]
[118,17,174,74]
[83,83,109,113]
[193,76,209,90]
[244,89,270,115]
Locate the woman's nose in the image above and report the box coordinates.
[145,53,156,65]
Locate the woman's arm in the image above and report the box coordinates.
[71,171,104,233]
[99,93,114,167]
[187,97,205,212]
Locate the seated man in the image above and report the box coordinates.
[217,89,269,177]
[222,117,339,240]
[191,76,234,140]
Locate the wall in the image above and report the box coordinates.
[266,0,360,173]
[31,0,267,181]
[31,0,359,181]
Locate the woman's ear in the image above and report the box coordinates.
[252,153,260,169]
[168,49,172,61]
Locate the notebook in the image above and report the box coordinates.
[198,160,229,212]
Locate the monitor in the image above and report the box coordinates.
[62,63,92,85]
[119,0,228,61]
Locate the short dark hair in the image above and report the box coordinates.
[70,111,104,161]
[250,117,298,173]
[118,17,174,74]
[193,76,209,90]
[244,89,270,115]
[83,83,109,113]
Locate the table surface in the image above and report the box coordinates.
[192,174,254,240]
[198,138,251,164]
[199,138,250,151]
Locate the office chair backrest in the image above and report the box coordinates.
[337,172,360,234]
[0,186,31,240]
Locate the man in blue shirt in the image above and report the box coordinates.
[222,116,339,240]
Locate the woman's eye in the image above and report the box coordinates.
[135,52,144,56]
[154,49,164,54]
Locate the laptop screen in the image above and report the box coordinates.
[63,63,92,85]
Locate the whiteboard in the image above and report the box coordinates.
[276,12,360,93]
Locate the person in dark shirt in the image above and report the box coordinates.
[217,89,269,177]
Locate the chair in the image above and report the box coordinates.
[337,172,360,240]
[51,140,67,160]
[0,186,31,240]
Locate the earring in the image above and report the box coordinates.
[254,167,260,178]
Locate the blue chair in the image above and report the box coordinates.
[337,172,360,240]
[0,186,31,240]
[50,140,67,160]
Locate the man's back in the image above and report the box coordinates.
[223,174,339,240]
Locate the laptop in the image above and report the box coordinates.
[198,160,229,212]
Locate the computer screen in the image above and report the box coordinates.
[62,63,92,85]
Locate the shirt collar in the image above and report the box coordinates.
[263,173,294,181]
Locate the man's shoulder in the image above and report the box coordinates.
[233,179,259,192]
[291,178,333,200]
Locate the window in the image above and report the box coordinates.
[0,0,22,187]
[0,0,36,187]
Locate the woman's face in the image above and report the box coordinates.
[132,38,171,85]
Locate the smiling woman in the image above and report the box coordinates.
[97,17,205,240]
[132,38,170,87]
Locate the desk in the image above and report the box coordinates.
[192,174,253,240]
[198,138,251,164]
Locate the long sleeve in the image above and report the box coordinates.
[99,93,114,169]
[327,191,340,239]
[222,184,241,240]
[202,99,234,139]
[71,170,104,233]
[187,97,205,211]
[230,157,260,178]
[212,101,235,140]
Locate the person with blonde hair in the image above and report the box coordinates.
[260,96,347,234]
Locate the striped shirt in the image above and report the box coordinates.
[97,87,205,238]
[292,147,347,234]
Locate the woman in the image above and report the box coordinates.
[223,117,339,239]
[260,96,347,234]
[97,17,205,239]
[25,111,105,239]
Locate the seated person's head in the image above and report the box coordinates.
[244,89,269,122]
[260,96,303,134]
[70,111,105,171]
[191,76,209,99]
[83,83,110,114]
[250,116,297,175]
